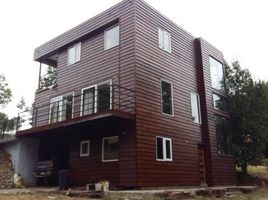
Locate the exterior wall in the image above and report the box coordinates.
[2,138,40,186]
[134,0,202,186]
[197,38,236,185]
[34,0,136,127]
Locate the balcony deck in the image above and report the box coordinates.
[15,84,135,137]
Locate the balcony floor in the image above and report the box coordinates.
[16,109,135,137]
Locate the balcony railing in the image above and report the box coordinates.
[16,85,135,131]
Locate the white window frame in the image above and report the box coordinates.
[104,25,119,50]
[49,92,74,123]
[80,79,113,116]
[67,42,81,65]
[161,79,174,116]
[156,136,173,161]
[102,136,119,162]
[190,91,201,124]
[158,28,171,53]
[80,140,90,157]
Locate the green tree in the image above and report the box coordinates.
[0,74,12,107]
[40,66,57,89]
[225,61,268,173]
[0,112,15,138]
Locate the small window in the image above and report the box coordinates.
[156,137,172,161]
[190,92,201,123]
[209,57,225,91]
[161,80,173,115]
[80,140,90,157]
[158,28,171,53]
[105,25,119,50]
[68,42,81,65]
[102,136,119,162]
[213,94,228,112]
[82,87,96,116]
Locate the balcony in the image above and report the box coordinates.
[16,85,135,136]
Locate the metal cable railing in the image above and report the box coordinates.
[16,85,135,131]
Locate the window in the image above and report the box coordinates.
[161,80,173,115]
[102,136,119,162]
[190,92,201,123]
[156,137,172,161]
[209,57,225,91]
[68,42,81,65]
[215,116,232,155]
[158,28,171,53]
[213,94,228,112]
[49,93,73,123]
[81,80,112,116]
[80,140,90,157]
[105,25,119,50]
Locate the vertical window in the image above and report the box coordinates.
[82,87,95,115]
[158,28,171,53]
[161,80,173,115]
[102,136,119,162]
[105,25,119,50]
[156,137,172,161]
[213,94,228,112]
[49,94,73,123]
[209,57,225,91]
[68,42,81,65]
[80,140,90,157]
[215,116,232,155]
[81,80,112,116]
[190,92,201,123]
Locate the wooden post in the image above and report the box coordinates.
[38,62,42,89]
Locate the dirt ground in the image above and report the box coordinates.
[0,193,97,200]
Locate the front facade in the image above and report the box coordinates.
[16,0,236,188]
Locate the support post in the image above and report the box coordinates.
[38,62,42,89]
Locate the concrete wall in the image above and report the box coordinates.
[1,137,40,187]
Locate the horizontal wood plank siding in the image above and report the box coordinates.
[198,38,236,185]
[134,0,202,187]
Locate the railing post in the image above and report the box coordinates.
[112,84,114,110]
[34,108,38,127]
[16,113,20,131]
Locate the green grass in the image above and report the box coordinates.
[247,165,268,178]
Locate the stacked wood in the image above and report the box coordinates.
[0,148,14,188]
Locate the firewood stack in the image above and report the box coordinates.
[0,148,14,188]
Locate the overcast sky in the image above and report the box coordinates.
[0,0,267,117]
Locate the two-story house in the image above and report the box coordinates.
[16,0,236,188]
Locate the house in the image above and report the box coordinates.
[16,0,236,188]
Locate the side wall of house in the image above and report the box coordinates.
[197,38,236,185]
[134,0,202,186]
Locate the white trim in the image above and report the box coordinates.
[49,92,74,123]
[67,42,81,66]
[190,91,202,124]
[102,136,119,162]
[80,140,90,157]
[160,79,174,117]
[80,84,97,116]
[156,136,173,162]
[158,28,171,53]
[104,25,119,50]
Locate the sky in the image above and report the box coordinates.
[0,0,268,118]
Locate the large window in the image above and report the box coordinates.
[80,140,90,157]
[190,92,201,123]
[105,25,119,50]
[156,136,172,161]
[81,80,112,116]
[215,116,232,155]
[161,80,173,115]
[209,57,225,91]
[213,94,228,112]
[102,136,119,162]
[49,93,73,123]
[68,42,81,65]
[158,28,171,53]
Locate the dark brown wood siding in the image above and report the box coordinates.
[134,0,202,186]
[197,38,236,185]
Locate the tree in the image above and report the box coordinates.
[0,112,15,138]
[225,61,268,173]
[40,66,57,89]
[0,74,12,107]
